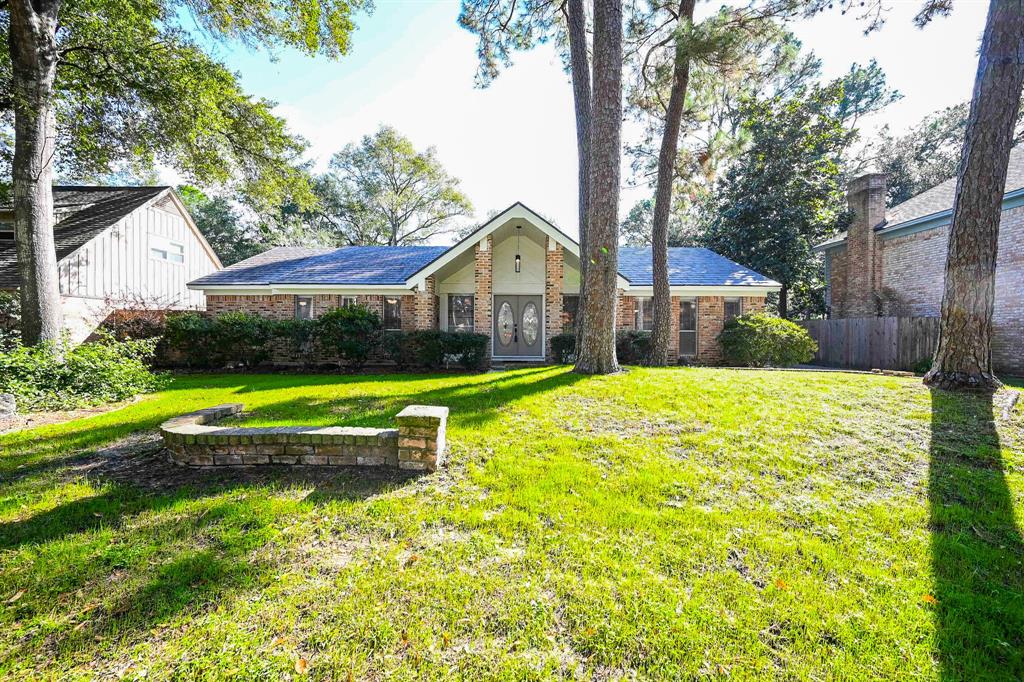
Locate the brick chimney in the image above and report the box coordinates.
[843,173,887,317]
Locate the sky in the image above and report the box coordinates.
[194,0,990,241]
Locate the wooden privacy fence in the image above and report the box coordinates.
[798,317,940,371]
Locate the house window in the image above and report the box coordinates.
[562,295,579,334]
[634,297,653,331]
[0,223,13,240]
[448,295,474,332]
[679,298,697,357]
[295,296,313,320]
[150,238,184,264]
[341,296,358,308]
[724,297,742,323]
[384,296,402,330]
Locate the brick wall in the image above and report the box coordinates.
[474,236,492,355]
[843,174,887,317]
[544,239,564,361]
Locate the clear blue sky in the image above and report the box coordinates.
[190,0,990,240]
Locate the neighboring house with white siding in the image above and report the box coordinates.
[0,186,222,342]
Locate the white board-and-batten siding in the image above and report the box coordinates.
[57,196,218,309]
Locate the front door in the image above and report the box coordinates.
[493,295,543,357]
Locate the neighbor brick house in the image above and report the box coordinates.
[815,147,1024,376]
[188,202,780,364]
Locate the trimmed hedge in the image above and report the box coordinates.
[616,330,652,365]
[316,306,382,369]
[718,312,817,367]
[0,334,165,411]
[384,330,489,370]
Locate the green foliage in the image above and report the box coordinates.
[549,333,576,364]
[177,186,267,265]
[0,290,20,350]
[717,312,816,367]
[315,126,473,245]
[275,319,318,368]
[383,330,489,371]
[163,312,220,368]
[214,312,277,368]
[700,83,852,317]
[316,306,383,369]
[615,330,653,365]
[0,334,165,411]
[1,0,370,207]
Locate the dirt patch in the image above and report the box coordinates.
[0,398,139,434]
[554,396,708,439]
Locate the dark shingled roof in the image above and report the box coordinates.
[817,144,1024,250]
[0,185,168,288]
[618,247,780,287]
[189,245,450,287]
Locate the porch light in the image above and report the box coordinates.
[514,225,522,273]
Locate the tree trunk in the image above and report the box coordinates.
[567,0,592,349]
[649,0,696,366]
[9,0,63,346]
[924,0,1024,392]
[574,0,622,375]
[778,282,788,320]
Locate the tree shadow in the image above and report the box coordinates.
[928,389,1024,678]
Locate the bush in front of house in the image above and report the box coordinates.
[616,330,653,365]
[718,312,817,367]
[214,311,277,368]
[550,333,576,364]
[383,330,489,370]
[164,312,220,367]
[443,331,489,370]
[0,334,166,411]
[275,319,318,368]
[317,306,383,369]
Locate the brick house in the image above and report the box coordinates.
[815,148,1024,375]
[188,202,780,364]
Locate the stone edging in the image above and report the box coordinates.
[161,403,448,472]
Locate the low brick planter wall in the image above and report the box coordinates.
[161,404,448,472]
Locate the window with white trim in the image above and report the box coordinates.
[150,234,184,263]
[448,295,474,332]
[634,296,653,331]
[724,297,742,323]
[0,221,13,241]
[679,298,697,357]
[341,296,358,308]
[295,296,312,320]
[384,297,402,330]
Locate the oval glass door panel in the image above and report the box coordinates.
[498,302,515,346]
[521,303,539,346]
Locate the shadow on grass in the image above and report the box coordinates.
[929,389,1024,678]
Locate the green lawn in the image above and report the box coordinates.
[0,367,1021,680]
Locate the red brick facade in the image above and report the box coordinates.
[826,176,1024,376]
[544,239,564,361]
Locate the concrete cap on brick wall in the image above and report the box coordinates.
[395,405,449,425]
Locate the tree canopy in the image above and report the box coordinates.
[0,0,371,209]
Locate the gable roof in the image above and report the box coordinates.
[0,186,170,288]
[816,144,1024,251]
[618,247,780,287]
[190,245,449,287]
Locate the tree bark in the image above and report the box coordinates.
[649,0,696,366]
[778,282,788,320]
[924,0,1024,392]
[9,0,63,346]
[574,0,622,375]
[567,0,592,349]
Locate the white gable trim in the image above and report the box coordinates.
[406,201,629,289]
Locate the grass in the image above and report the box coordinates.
[0,366,1021,680]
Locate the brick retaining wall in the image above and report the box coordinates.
[162,404,448,472]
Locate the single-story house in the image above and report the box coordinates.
[0,186,222,342]
[814,147,1024,376]
[188,202,780,364]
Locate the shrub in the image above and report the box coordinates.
[616,330,652,365]
[717,312,817,367]
[317,306,382,369]
[214,311,276,368]
[99,308,167,341]
[276,319,318,368]
[383,330,489,370]
[0,334,166,411]
[550,333,576,364]
[164,312,219,368]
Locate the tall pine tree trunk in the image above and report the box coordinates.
[575,0,622,375]
[567,0,592,349]
[924,0,1024,392]
[649,0,695,366]
[9,0,63,346]
[778,282,789,320]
